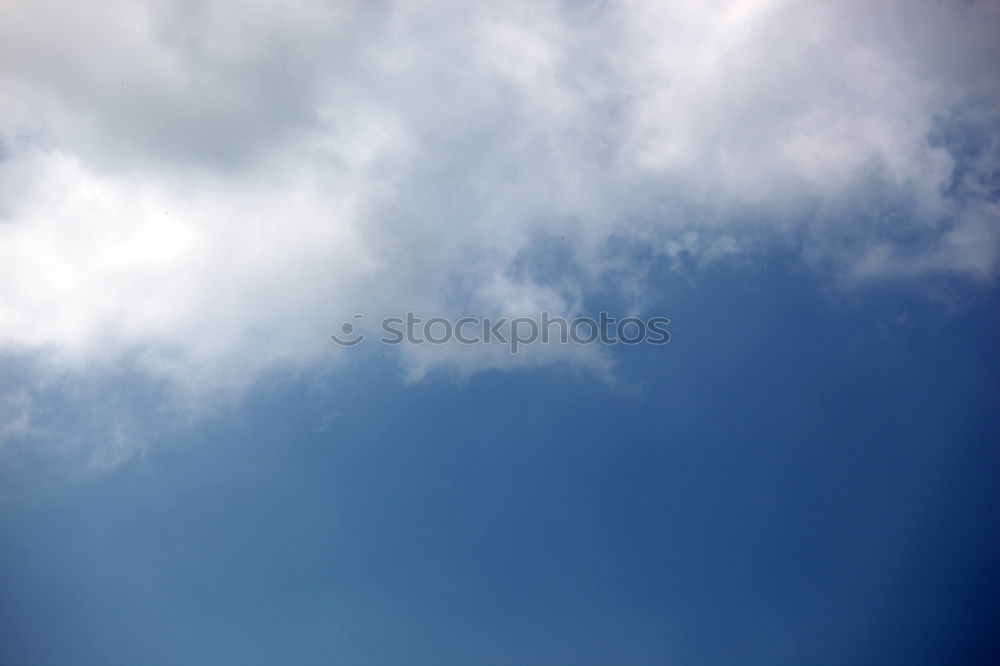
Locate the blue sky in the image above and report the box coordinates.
[3,255,998,664]
[1,1,999,664]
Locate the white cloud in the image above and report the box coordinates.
[1,0,998,460]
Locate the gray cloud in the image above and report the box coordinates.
[1,0,998,460]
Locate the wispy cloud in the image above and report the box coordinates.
[1,0,998,461]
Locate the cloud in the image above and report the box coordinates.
[1,0,998,460]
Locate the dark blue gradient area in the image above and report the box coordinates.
[1,260,998,665]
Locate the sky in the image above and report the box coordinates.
[1,1,999,664]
